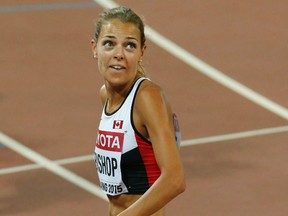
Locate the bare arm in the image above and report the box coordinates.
[118,82,186,216]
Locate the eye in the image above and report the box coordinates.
[126,42,137,50]
[103,40,113,48]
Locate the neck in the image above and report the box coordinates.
[105,76,139,113]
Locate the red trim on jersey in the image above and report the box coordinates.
[135,133,161,186]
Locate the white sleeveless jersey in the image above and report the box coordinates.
[94,77,181,196]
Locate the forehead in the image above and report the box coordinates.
[99,19,141,40]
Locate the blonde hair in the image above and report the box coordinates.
[137,61,147,77]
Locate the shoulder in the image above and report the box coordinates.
[99,84,107,106]
[136,80,164,105]
[138,79,164,98]
[138,79,169,104]
[136,79,172,119]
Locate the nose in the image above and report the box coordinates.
[114,46,124,60]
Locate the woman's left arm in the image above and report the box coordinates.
[118,82,186,216]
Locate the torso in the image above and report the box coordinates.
[108,194,165,216]
[95,77,161,200]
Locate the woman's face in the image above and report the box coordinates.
[92,19,145,88]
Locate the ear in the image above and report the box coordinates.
[91,39,97,58]
[140,44,147,61]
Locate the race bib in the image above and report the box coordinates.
[94,130,128,195]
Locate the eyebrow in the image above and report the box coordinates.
[103,34,138,41]
[126,36,138,41]
[103,35,115,39]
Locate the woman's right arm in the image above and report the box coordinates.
[99,84,107,106]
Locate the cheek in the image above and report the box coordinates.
[97,53,108,69]
[97,59,106,75]
[128,55,140,70]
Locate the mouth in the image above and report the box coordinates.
[109,65,126,70]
